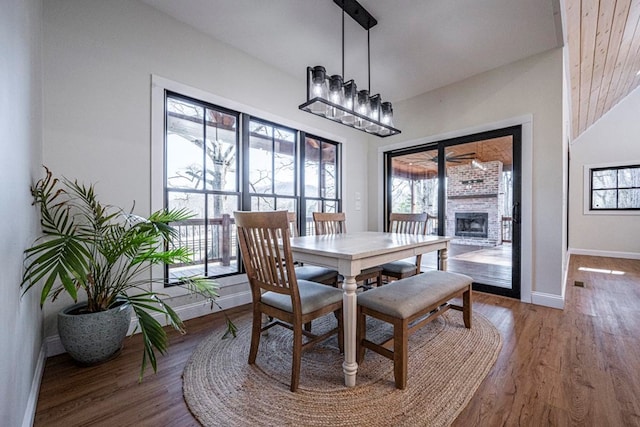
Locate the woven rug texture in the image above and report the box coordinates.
[183,309,501,427]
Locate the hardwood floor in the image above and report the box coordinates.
[34,255,640,426]
[423,243,513,288]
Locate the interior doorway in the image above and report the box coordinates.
[384,126,521,299]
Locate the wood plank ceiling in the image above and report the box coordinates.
[567,0,640,139]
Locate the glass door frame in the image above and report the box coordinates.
[384,125,522,299]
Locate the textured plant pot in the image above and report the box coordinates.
[57,302,132,365]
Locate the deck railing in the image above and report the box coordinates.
[171,214,237,267]
[501,216,513,243]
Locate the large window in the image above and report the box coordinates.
[165,93,241,281]
[163,91,341,281]
[590,164,640,210]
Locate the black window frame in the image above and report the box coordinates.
[162,91,342,281]
[300,132,342,235]
[589,164,640,211]
[242,116,299,214]
[164,91,242,280]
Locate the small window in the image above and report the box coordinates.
[245,118,298,212]
[590,165,640,210]
[302,135,341,235]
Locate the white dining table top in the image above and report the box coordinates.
[288,231,450,260]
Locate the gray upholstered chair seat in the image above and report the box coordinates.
[295,265,339,284]
[262,280,344,315]
[380,260,418,275]
[357,270,472,319]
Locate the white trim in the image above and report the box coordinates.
[582,161,640,215]
[561,250,570,303]
[376,114,534,156]
[45,288,252,357]
[569,247,640,260]
[45,334,66,357]
[377,114,534,304]
[127,289,251,334]
[531,291,565,309]
[21,344,46,427]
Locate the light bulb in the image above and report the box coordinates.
[379,101,394,136]
[309,66,328,115]
[326,75,344,120]
[354,90,370,129]
[365,95,381,133]
[340,81,357,125]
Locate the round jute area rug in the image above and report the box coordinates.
[183,310,501,427]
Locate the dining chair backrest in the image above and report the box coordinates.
[388,213,428,235]
[382,212,430,281]
[287,211,299,237]
[234,211,301,303]
[313,212,347,235]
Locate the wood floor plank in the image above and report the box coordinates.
[35,256,640,426]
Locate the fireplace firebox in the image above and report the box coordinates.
[455,212,488,238]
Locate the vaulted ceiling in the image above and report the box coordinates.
[140,0,640,141]
[567,0,640,139]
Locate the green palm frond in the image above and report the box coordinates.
[22,167,237,380]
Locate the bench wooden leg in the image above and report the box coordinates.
[394,318,408,389]
[463,286,472,329]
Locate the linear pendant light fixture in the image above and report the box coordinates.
[298,0,401,137]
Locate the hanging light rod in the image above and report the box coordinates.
[298,0,400,138]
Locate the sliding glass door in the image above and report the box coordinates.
[385,126,521,299]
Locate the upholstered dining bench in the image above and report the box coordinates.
[356,270,473,389]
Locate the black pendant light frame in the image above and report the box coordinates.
[298,0,400,138]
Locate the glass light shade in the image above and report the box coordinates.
[365,94,381,133]
[354,90,371,129]
[340,81,357,125]
[326,75,344,120]
[309,66,328,115]
[379,101,394,136]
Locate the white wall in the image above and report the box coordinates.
[42,0,370,336]
[0,0,45,425]
[368,48,566,302]
[569,87,640,258]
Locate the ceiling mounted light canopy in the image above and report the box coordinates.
[298,0,400,138]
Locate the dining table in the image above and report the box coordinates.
[287,231,451,387]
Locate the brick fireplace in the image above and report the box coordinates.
[447,160,504,246]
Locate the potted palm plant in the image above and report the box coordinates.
[21,167,236,380]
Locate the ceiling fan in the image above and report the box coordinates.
[428,151,476,163]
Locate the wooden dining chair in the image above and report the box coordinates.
[312,211,383,289]
[312,211,347,235]
[287,212,339,288]
[381,212,429,282]
[234,210,344,392]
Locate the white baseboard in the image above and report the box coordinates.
[22,343,47,427]
[531,291,565,310]
[568,248,640,260]
[46,290,252,357]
